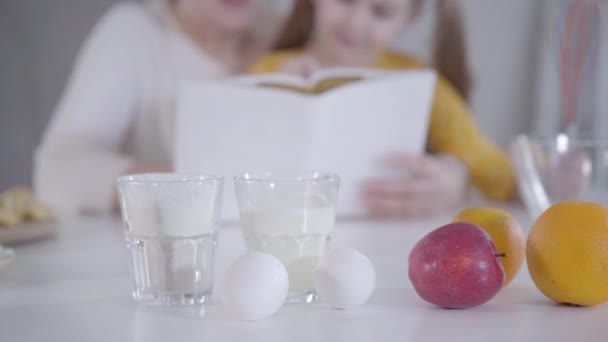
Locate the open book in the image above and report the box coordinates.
[175,68,437,220]
[234,68,392,94]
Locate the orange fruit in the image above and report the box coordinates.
[527,202,608,306]
[454,207,525,286]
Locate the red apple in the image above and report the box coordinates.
[408,222,505,309]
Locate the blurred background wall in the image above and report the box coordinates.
[1,0,117,190]
[0,0,605,190]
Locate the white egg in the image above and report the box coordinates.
[221,252,289,321]
[315,248,376,310]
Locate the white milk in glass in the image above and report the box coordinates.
[239,194,335,298]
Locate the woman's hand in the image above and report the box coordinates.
[279,54,321,77]
[362,154,469,219]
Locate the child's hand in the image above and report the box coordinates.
[279,54,322,78]
[362,154,469,219]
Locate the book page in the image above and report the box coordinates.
[310,70,437,216]
[309,67,390,83]
[175,70,437,220]
[175,82,316,220]
[231,68,389,94]
[231,73,314,89]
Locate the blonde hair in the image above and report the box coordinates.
[274,0,473,100]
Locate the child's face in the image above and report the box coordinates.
[312,0,412,65]
[177,0,259,32]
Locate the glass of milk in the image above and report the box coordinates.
[116,173,223,306]
[235,172,339,303]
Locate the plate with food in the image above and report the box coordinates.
[0,187,57,244]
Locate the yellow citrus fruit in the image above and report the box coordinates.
[454,207,525,286]
[527,202,608,306]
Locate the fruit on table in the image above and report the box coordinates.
[527,202,608,306]
[454,207,525,286]
[409,222,505,309]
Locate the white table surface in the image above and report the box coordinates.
[2,206,608,342]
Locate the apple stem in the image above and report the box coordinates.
[495,253,508,258]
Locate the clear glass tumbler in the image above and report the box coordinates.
[117,173,223,306]
[234,172,339,303]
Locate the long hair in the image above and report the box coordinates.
[274,0,315,50]
[273,0,473,100]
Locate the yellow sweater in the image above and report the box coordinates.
[250,50,515,201]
